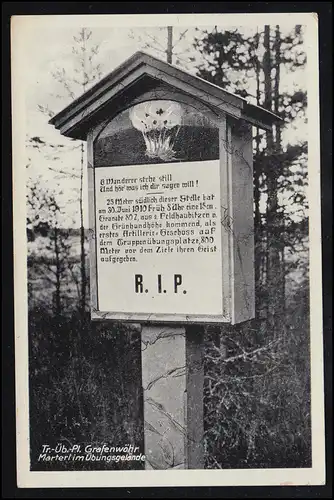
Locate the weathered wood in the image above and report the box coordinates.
[57,67,243,139]
[86,129,98,312]
[91,310,230,325]
[228,119,255,323]
[141,325,204,469]
[57,65,151,136]
[143,66,242,120]
[185,325,204,469]
[219,115,232,320]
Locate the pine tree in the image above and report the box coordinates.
[27,180,72,315]
[194,27,254,97]
[194,25,308,325]
[194,25,310,468]
[130,26,197,69]
[34,28,103,320]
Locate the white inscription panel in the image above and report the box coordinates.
[94,160,223,316]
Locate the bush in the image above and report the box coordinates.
[204,282,311,469]
[28,308,144,471]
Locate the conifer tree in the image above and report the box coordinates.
[194,25,310,468]
[34,28,103,319]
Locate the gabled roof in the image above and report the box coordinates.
[49,50,281,139]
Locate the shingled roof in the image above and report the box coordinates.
[49,50,281,139]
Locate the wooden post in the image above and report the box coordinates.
[141,325,204,469]
[185,325,204,469]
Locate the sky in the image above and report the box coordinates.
[18,20,308,228]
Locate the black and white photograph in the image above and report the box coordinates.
[11,12,325,488]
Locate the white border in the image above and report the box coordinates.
[12,12,325,488]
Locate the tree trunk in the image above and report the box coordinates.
[274,25,285,322]
[79,142,86,320]
[254,30,262,316]
[54,225,61,316]
[263,25,280,336]
[167,26,173,63]
[274,26,282,147]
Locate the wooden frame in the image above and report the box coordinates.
[87,99,254,325]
